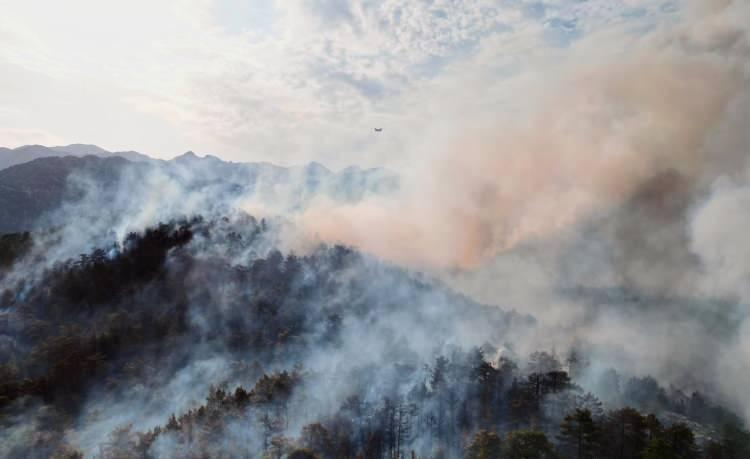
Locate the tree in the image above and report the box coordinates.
[575,393,603,420]
[662,423,698,459]
[641,423,698,459]
[384,398,416,459]
[504,430,557,459]
[716,422,750,459]
[165,414,180,431]
[543,371,572,395]
[643,414,663,443]
[523,352,566,407]
[508,379,541,428]
[431,356,449,390]
[301,423,335,458]
[599,407,647,459]
[558,409,598,459]
[430,356,451,440]
[623,377,668,413]
[472,351,501,428]
[642,437,675,459]
[465,430,503,459]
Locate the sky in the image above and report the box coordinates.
[0,0,676,167]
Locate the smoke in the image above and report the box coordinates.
[297,0,750,422]
[0,153,533,457]
[300,0,749,270]
[688,179,750,420]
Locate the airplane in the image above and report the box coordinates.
[374,128,383,132]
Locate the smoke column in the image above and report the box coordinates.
[300,0,749,270]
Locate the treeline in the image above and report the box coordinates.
[0,219,199,413]
[92,349,750,459]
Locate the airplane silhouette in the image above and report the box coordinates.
[374,128,383,132]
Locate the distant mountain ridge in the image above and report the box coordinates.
[0,145,398,234]
[0,143,393,177]
[0,143,152,170]
[0,155,131,234]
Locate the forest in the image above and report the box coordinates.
[1,216,748,458]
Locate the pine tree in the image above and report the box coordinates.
[558,409,598,459]
[663,423,698,459]
[465,430,503,459]
[504,430,557,459]
[599,407,647,459]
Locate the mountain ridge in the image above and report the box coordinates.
[0,150,399,234]
[0,143,152,170]
[0,144,394,176]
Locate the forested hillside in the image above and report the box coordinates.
[1,216,747,458]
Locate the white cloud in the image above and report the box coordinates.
[0,0,677,166]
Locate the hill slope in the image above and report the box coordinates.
[0,155,130,233]
[0,217,745,458]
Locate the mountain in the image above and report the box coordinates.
[0,143,152,171]
[0,147,399,234]
[0,146,746,459]
[0,155,132,234]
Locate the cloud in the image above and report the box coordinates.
[0,0,675,166]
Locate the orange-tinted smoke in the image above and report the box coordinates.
[300,1,745,269]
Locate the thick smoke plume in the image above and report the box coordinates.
[298,0,750,421]
[301,0,749,270]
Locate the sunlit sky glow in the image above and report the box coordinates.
[0,0,676,167]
